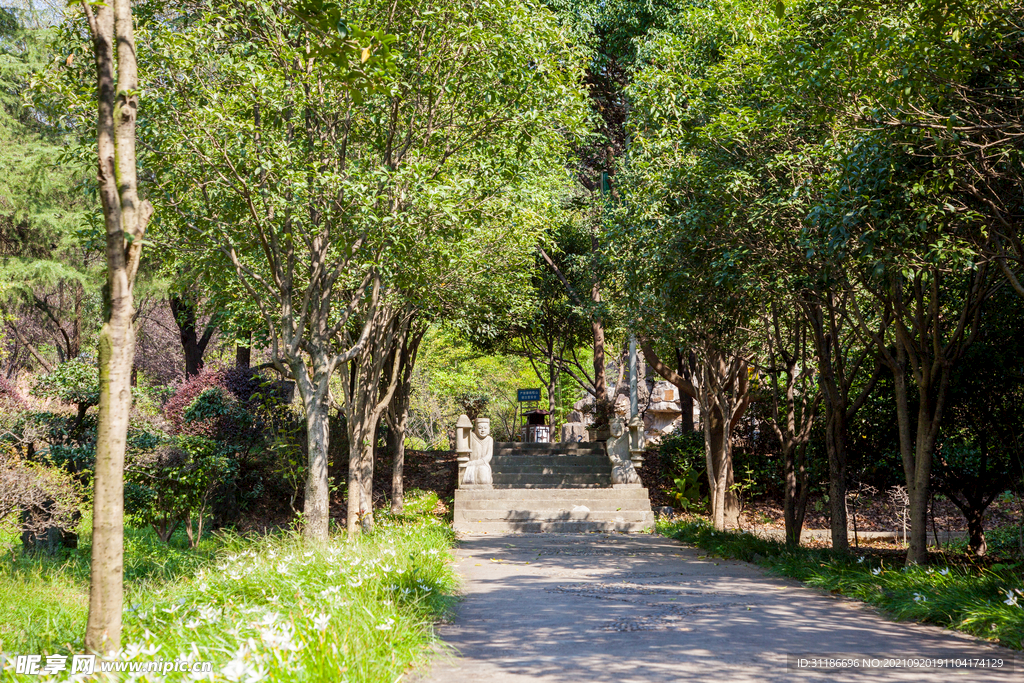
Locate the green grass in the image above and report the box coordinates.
[659,517,1024,650]
[1,490,458,681]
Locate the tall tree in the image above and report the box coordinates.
[80,0,151,653]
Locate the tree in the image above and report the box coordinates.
[757,304,819,546]
[79,0,151,654]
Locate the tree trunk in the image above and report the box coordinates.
[297,367,332,542]
[783,442,810,546]
[343,308,407,536]
[87,309,134,653]
[359,412,378,531]
[169,295,215,378]
[83,0,150,655]
[235,331,251,369]
[387,403,408,514]
[705,404,740,529]
[824,402,849,552]
[386,324,422,515]
[965,506,987,556]
[674,348,696,432]
[591,282,606,400]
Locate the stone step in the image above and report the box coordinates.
[454,509,654,522]
[453,520,653,533]
[455,488,651,501]
[492,474,611,488]
[490,464,609,475]
[494,442,604,455]
[491,455,609,467]
[457,498,652,512]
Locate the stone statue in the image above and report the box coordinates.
[462,417,494,486]
[605,417,640,486]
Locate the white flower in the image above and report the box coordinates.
[313,614,331,632]
[229,571,242,580]
[186,618,204,629]
[939,568,950,576]
[123,642,144,659]
[379,564,394,572]
[258,612,280,626]
[376,618,395,631]
[221,646,254,682]
[320,586,341,596]
[913,593,927,603]
[857,556,865,563]
[199,606,221,622]
[926,568,934,574]
[304,551,314,558]
[260,625,302,651]
[276,563,290,575]
[348,577,363,588]
[1004,590,1020,607]
[245,663,269,683]
[871,568,882,576]
[197,582,210,592]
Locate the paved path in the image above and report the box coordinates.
[418,534,1019,683]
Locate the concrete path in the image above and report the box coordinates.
[418,534,1019,682]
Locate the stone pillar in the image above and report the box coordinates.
[455,414,472,486]
[628,414,645,473]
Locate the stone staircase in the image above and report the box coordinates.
[454,442,654,533]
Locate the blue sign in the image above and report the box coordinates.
[517,388,541,402]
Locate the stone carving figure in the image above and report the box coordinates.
[462,417,494,486]
[606,417,640,486]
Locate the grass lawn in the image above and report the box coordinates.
[0,490,457,682]
[659,517,1024,651]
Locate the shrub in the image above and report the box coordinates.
[0,375,28,411]
[0,444,83,554]
[30,358,99,430]
[126,436,233,547]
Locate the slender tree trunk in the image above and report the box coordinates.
[388,400,409,514]
[705,404,739,529]
[824,403,849,552]
[88,302,134,653]
[387,324,422,515]
[83,0,150,654]
[236,331,251,369]
[343,308,407,536]
[591,283,606,400]
[783,442,810,546]
[296,365,332,541]
[72,283,82,358]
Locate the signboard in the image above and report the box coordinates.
[517,388,541,402]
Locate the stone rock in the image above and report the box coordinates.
[567,410,585,424]
[654,506,677,519]
[561,422,588,443]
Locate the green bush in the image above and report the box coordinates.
[126,436,234,547]
[661,518,1024,650]
[660,430,707,508]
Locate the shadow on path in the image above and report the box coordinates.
[418,534,1018,683]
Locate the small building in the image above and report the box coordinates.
[521,409,550,443]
